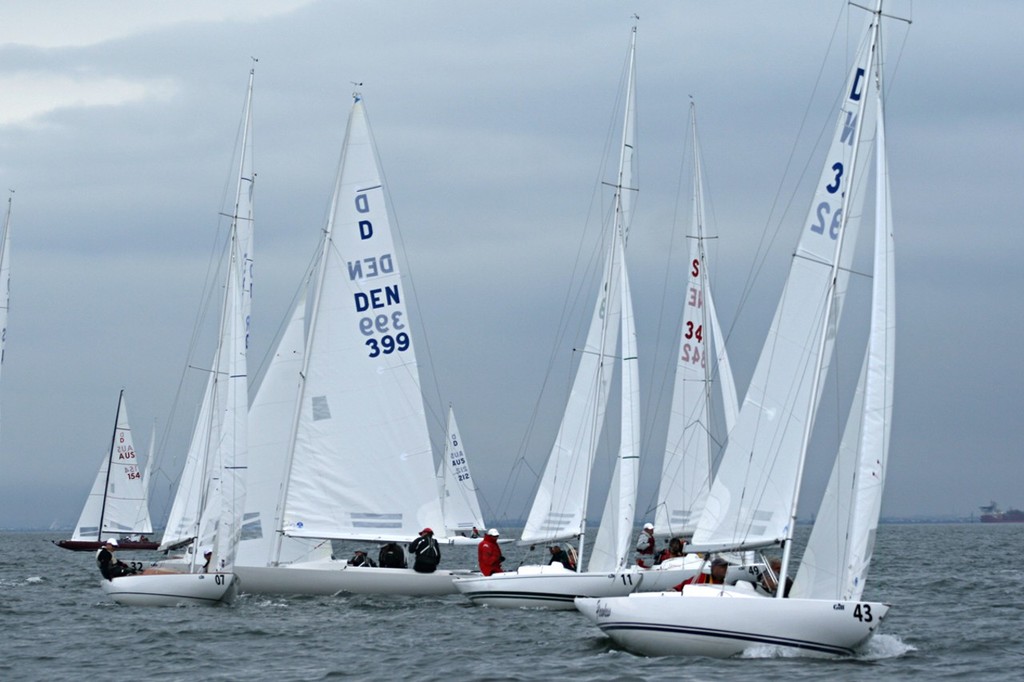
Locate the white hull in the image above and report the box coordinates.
[234,558,475,596]
[100,572,237,606]
[575,585,889,657]
[453,564,643,610]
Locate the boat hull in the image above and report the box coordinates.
[234,559,475,596]
[54,539,160,552]
[576,586,889,657]
[100,572,237,606]
[453,565,643,610]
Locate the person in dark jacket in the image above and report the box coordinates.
[378,542,407,568]
[478,528,505,576]
[548,543,574,570]
[95,538,133,581]
[408,528,441,573]
[347,550,376,567]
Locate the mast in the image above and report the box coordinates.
[96,390,124,541]
[577,23,638,571]
[778,1,883,594]
[690,102,717,506]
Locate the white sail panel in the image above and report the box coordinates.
[589,238,639,572]
[654,107,738,539]
[439,406,486,535]
[692,26,879,552]
[74,392,152,539]
[209,233,249,571]
[280,99,443,541]
[795,89,894,600]
[237,299,328,565]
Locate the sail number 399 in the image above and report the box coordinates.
[360,312,410,358]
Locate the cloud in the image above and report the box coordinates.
[0,72,177,127]
[0,0,317,49]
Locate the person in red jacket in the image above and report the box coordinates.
[478,528,505,576]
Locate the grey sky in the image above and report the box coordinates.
[0,1,1020,529]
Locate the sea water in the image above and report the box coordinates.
[1,523,1021,680]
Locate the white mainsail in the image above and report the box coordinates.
[437,406,487,536]
[793,86,894,601]
[521,26,639,574]
[161,67,256,553]
[275,94,444,545]
[72,391,153,540]
[691,22,880,555]
[653,104,739,540]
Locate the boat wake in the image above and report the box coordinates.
[739,633,914,660]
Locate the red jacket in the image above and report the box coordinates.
[478,536,504,576]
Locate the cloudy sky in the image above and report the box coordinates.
[0,1,1020,530]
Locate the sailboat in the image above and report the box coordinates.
[233,92,474,597]
[453,26,643,610]
[54,390,158,552]
[160,67,257,559]
[101,67,254,606]
[577,2,897,656]
[637,102,742,592]
[438,405,491,546]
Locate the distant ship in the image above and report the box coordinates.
[979,502,1024,523]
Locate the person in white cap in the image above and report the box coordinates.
[96,538,133,580]
[478,528,504,576]
[635,522,656,568]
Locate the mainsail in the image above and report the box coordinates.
[275,95,444,545]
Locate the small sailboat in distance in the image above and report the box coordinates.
[55,390,158,552]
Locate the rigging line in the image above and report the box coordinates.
[728,2,847,345]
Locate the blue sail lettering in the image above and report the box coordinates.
[840,111,858,147]
[347,254,394,281]
[359,220,373,240]
[355,193,370,213]
[849,67,864,102]
[354,285,401,312]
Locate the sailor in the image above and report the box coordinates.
[378,542,407,568]
[96,538,132,581]
[347,549,376,568]
[548,543,574,570]
[408,528,441,573]
[478,528,504,576]
[635,522,656,567]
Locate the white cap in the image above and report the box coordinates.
[643,523,654,531]
[105,538,118,547]
[486,528,500,537]
[201,546,213,556]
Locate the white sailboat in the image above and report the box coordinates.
[438,405,490,546]
[577,2,897,655]
[638,102,742,591]
[233,92,473,597]
[453,26,643,610]
[160,68,257,558]
[101,68,254,606]
[56,390,157,551]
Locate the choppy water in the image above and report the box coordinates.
[2,523,1022,680]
